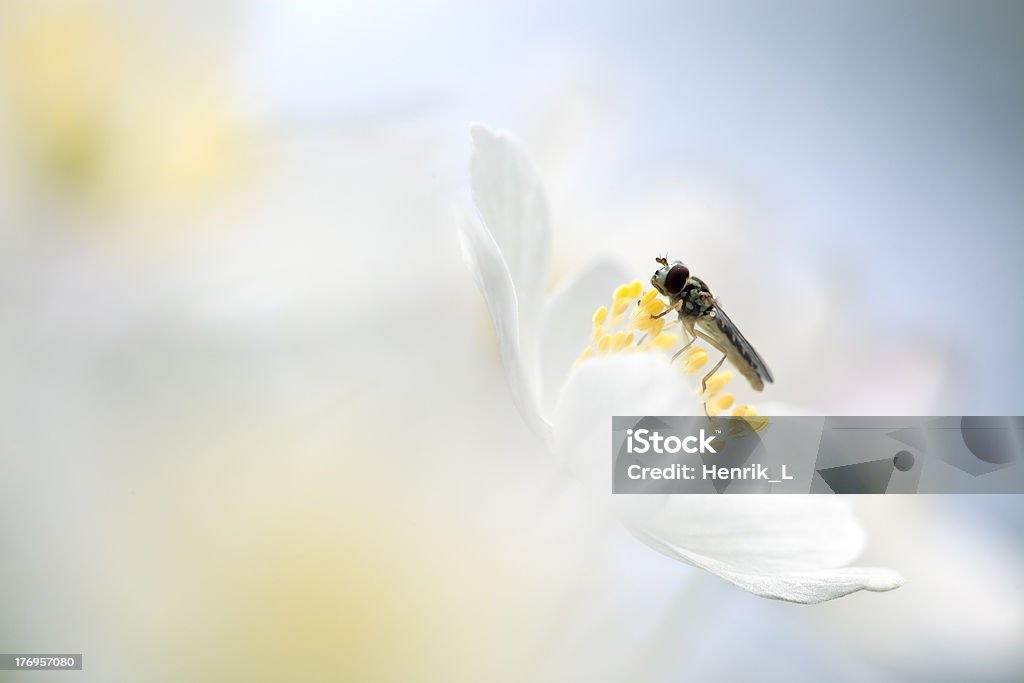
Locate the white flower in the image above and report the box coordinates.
[457,123,904,603]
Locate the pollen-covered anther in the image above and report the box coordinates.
[731,404,768,431]
[592,305,608,326]
[652,333,679,351]
[706,392,735,416]
[702,370,733,397]
[680,348,709,374]
[643,298,665,316]
[640,316,665,338]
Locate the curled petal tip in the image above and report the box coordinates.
[864,569,906,592]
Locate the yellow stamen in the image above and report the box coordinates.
[682,348,709,374]
[702,371,733,396]
[580,347,594,360]
[592,325,605,342]
[612,297,630,316]
[646,317,665,338]
[730,405,768,431]
[592,305,608,326]
[641,289,658,305]
[628,280,643,299]
[611,331,628,352]
[652,333,679,350]
[597,334,612,354]
[643,298,665,316]
[613,284,632,300]
[711,392,735,412]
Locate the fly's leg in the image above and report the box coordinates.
[649,300,681,320]
[641,317,679,345]
[700,354,728,395]
[670,331,698,362]
[693,329,729,395]
[636,307,680,345]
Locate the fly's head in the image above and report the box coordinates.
[651,257,690,297]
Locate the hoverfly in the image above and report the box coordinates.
[650,257,773,392]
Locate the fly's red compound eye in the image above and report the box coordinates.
[664,263,690,292]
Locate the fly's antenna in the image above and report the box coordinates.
[655,256,669,267]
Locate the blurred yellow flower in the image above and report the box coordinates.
[171,476,497,682]
[0,3,244,212]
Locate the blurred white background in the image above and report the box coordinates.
[1,1,1022,681]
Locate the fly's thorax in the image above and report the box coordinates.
[678,277,717,318]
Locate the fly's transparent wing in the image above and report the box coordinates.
[698,304,774,391]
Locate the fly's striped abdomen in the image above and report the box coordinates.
[699,307,774,392]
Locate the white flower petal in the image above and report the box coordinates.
[631,496,867,571]
[553,354,904,603]
[632,526,905,604]
[553,354,699,495]
[539,259,630,418]
[457,208,549,435]
[469,124,551,349]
